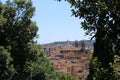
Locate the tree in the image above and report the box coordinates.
[31,48,78,80]
[57,0,120,79]
[80,40,85,52]
[0,46,15,80]
[0,1,78,80]
[31,49,55,80]
[74,40,78,47]
[0,0,39,80]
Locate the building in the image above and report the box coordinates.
[42,45,90,80]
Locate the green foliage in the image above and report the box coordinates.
[66,0,120,47]
[0,0,78,80]
[86,53,92,60]
[31,50,77,80]
[57,0,120,79]
[54,72,77,80]
[0,46,15,80]
[109,55,120,79]
[88,57,109,80]
[0,0,39,80]
[88,57,120,80]
[32,50,55,80]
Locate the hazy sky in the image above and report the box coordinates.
[33,0,90,44]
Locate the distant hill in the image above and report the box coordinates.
[42,40,95,48]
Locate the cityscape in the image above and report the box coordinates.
[42,40,93,80]
[0,0,119,80]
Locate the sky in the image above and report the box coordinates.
[32,0,90,44]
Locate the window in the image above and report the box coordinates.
[67,67,70,72]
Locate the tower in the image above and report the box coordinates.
[74,40,78,47]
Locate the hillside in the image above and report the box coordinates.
[42,40,94,48]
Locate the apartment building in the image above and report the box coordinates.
[51,55,89,79]
[43,45,90,79]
